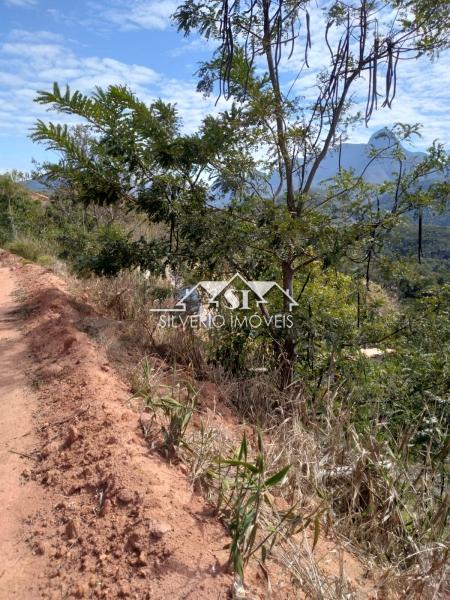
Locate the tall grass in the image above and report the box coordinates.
[82,271,449,598]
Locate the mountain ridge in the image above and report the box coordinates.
[311,128,428,186]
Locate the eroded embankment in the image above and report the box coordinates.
[0,250,232,599]
[0,249,381,600]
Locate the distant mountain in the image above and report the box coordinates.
[22,179,51,194]
[22,129,448,224]
[311,128,428,186]
[308,128,448,226]
[265,128,446,202]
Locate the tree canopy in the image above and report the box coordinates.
[32,0,449,381]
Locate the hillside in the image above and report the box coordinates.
[0,249,385,599]
[311,129,426,185]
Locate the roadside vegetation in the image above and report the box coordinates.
[1,0,449,596]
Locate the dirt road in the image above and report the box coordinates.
[0,266,43,598]
[0,252,378,599]
[0,254,233,599]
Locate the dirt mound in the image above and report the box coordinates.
[0,251,232,599]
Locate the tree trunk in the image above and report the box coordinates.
[280,259,296,386]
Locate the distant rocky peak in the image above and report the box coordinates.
[368,128,400,150]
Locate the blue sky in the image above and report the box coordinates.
[0,0,449,174]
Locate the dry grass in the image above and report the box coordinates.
[78,269,449,599]
[215,373,449,597]
[275,533,358,600]
[79,270,212,379]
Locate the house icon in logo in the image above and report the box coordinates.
[151,273,298,312]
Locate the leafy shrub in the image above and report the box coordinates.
[0,175,45,245]
[218,431,296,582]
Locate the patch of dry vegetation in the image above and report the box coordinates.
[76,271,449,599]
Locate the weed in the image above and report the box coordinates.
[183,422,231,496]
[139,384,196,458]
[217,431,297,583]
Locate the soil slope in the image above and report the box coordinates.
[0,264,46,598]
[0,250,381,599]
[0,251,232,599]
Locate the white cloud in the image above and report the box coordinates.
[156,79,229,132]
[0,31,160,89]
[8,29,63,43]
[4,0,36,7]
[0,8,448,173]
[100,0,177,31]
[0,28,227,149]
[3,42,67,61]
[346,56,450,149]
[169,36,216,58]
[275,3,450,149]
[0,71,23,86]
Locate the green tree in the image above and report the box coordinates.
[0,174,43,244]
[172,0,449,379]
[32,0,449,383]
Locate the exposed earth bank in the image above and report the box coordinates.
[0,250,232,599]
[0,249,381,600]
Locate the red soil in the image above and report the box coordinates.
[0,249,380,599]
[0,250,232,599]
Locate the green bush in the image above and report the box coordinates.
[0,175,44,245]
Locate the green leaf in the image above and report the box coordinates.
[257,429,263,453]
[238,432,248,461]
[221,459,259,473]
[233,548,244,581]
[263,465,291,488]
